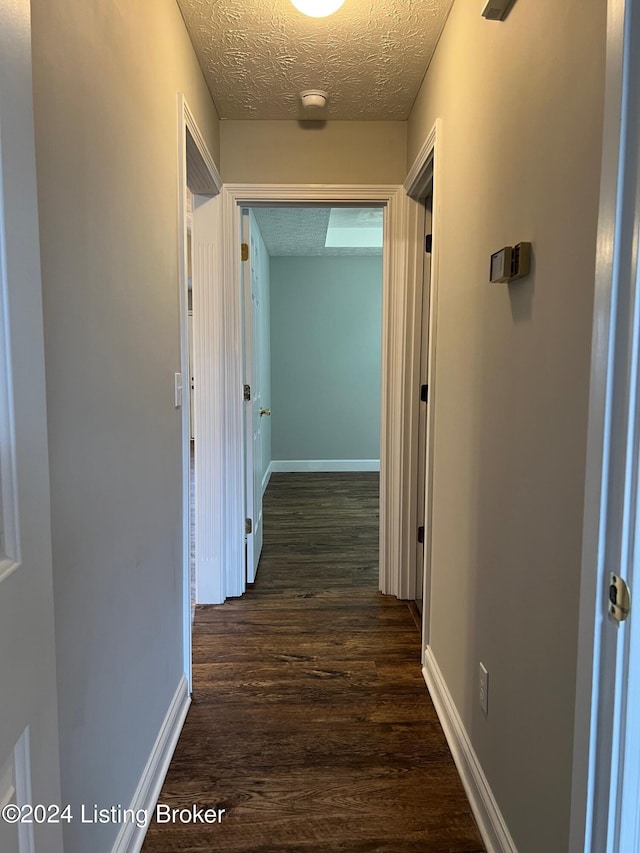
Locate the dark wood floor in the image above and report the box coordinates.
[142,473,485,853]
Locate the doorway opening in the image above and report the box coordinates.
[218,184,407,606]
[240,204,385,585]
[404,120,440,652]
[177,96,222,689]
[414,192,433,628]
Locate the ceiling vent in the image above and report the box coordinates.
[481,0,515,20]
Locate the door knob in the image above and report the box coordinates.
[259,408,271,416]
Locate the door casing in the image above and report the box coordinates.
[177,95,222,687]
[220,183,409,601]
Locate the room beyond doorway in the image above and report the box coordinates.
[242,203,385,585]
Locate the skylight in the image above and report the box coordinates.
[324,208,383,249]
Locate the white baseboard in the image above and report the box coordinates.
[271,459,380,473]
[422,647,518,853]
[112,675,191,853]
[261,461,273,495]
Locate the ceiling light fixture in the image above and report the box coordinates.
[290,0,345,18]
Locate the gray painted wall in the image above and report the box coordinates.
[31,1,219,850]
[270,256,382,462]
[407,0,606,849]
[221,120,406,184]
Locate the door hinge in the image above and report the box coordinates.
[609,572,631,622]
[245,517,253,535]
[243,384,251,401]
[420,384,429,403]
[241,242,249,261]
[417,525,425,544]
[425,234,433,254]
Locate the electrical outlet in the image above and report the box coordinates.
[479,663,489,715]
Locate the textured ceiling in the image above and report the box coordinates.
[251,207,383,255]
[176,0,454,120]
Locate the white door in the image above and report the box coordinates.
[0,2,63,852]
[569,2,640,850]
[242,211,264,583]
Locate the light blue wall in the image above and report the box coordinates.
[270,256,382,462]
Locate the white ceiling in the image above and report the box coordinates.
[251,207,383,255]
[176,0,454,120]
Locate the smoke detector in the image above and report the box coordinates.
[481,0,516,20]
[300,90,328,110]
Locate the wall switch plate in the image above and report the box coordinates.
[479,663,489,715]
[174,372,183,409]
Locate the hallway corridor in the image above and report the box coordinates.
[142,473,484,852]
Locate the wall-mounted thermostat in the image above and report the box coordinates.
[489,242,531,283]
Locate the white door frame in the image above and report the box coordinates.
[220,183,407,601]
[569,0,640,849]
[177,95,222,687]
[404,121,442,646]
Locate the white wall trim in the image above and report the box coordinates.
[261,460,273,495]
[222,184,407,603]
[404,121,438,197]
[271,459,381,473]
[423,647,518,853]
[111,676,190,853]
[182,99,222,196]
